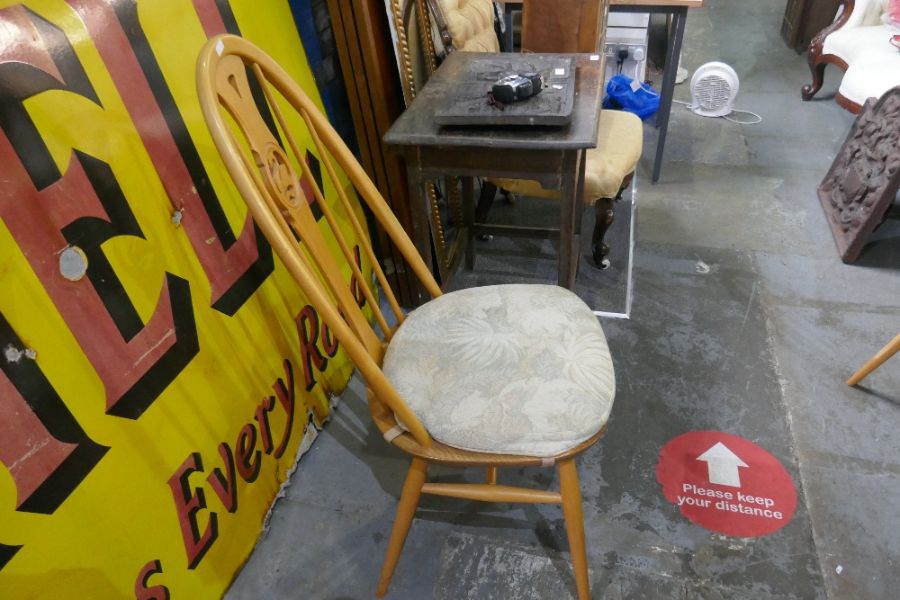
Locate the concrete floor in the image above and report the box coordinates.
[226,0,899,598]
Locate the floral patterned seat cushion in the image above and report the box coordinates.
[382,284,616,457]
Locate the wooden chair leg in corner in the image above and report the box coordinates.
[559,459,590,600]
[847,333,900,386]
[377,458,429,597]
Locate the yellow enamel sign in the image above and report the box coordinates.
[0,1,369,596]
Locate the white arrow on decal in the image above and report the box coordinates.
[697,442,748,488]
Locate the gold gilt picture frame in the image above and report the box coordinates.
[383,0,466,283]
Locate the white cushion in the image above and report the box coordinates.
[382,284,615,457]
[823,24,897,62]
[838,51,900,105]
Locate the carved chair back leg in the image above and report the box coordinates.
[590,172,634,268]
[592,198,616,267]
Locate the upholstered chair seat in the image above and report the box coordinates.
[383,284,615,456]
[491,109,644,202]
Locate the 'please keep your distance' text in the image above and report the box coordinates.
[677,483,784,520]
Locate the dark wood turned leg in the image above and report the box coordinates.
[476,181,498,222]
[591,197,615,268]
[475,180,497,242]
[801,61,827,101]
[464,177,476,269]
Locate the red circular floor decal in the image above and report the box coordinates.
[656,431,797,537]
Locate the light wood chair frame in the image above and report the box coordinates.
[197,34,606,599]
[847,333,900,387]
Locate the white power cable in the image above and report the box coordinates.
[672,98,762,124]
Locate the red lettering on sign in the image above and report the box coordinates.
[206,443,238,513]
[272,360,296,460]
[192,0,228,38]
[0,315,108,515]
[69,0,273,316]
[134,559,170,600]
[168,453,218,569]
[0,374,77,510]
[0,9,198,420]
[168,357,299,567]
[254,395,277,455]
[235,424,261,483]
[296,306,328,392]
[321,324,339,358]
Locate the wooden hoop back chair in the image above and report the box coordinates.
[197,34,615,599]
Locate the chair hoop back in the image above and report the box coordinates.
[196,34,439,446]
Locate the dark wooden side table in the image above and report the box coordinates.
[384,51,604,304]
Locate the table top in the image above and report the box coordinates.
[384,51,604,151]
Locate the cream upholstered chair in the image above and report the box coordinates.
[802,0,900,112]
[435,0,643,266]
[197,34,615,600]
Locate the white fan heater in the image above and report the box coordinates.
[689,62,739,117]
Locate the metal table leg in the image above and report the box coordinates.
[651,6,687,183]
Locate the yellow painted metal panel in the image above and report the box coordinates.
[0,1,369,596]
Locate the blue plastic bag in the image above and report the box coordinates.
[602,74,660,120]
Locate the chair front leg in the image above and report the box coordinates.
[801,61,827,101]
[377,457,428,597]
[559,459,590,600]
[801,3,852,101]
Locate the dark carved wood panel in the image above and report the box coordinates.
[818,86,900,263]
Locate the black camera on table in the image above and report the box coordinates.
[491,72,544,104]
